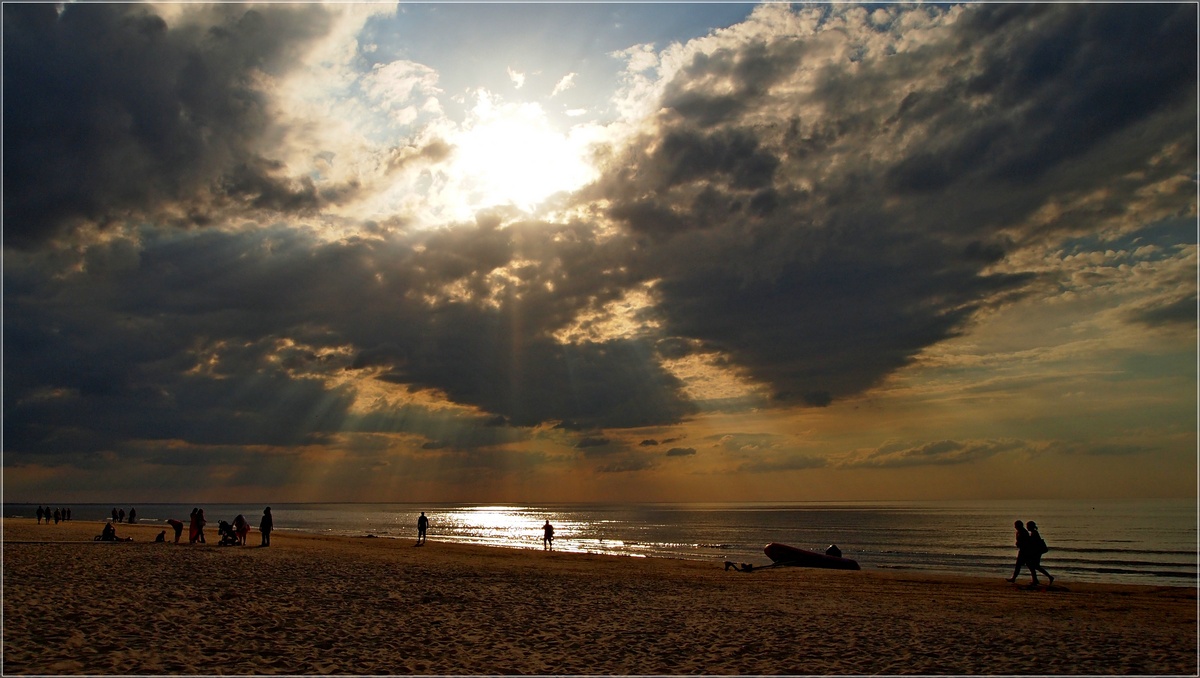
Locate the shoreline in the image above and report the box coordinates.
[4,517,1197,674]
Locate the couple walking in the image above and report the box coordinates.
[1007,520,1054,586]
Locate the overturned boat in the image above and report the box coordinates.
[763,542,860,570]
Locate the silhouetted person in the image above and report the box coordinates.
[416,512,429,545]
[96,522,129,541]
[1025,521,1054,585]
[112,508,119,523]
[233,514,250,546]
[543,520,555,550]
[196,509,207,543]
[36,506,44,524]
[189,508,200,543]
[155,530,166,543]
[166,519,184,544]
[1007,519,1032,583]
[53,508,61,524]
[118,508,125,523]
[128,508,136,524]
[260,507,273,546]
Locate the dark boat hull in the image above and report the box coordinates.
[764,542,861,570]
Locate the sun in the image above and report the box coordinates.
[447,91,598,215]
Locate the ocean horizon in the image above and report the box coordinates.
[7,498,1196,588]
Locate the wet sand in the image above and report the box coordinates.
[3,518,1196,675]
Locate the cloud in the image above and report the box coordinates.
[836,439,1027,468]
[3,3,1194,476]
[551,73,576,96]
[507,66,525,89]
[586,2,1195,408]
[665,447,696,457]
[2,3,369,248]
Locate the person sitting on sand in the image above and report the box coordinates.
[155,530,166,543]
[543,520,555,550]
[96,522,131,542]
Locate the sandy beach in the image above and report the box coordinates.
[3,518,1195,675]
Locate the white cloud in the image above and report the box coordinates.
[507,67,526,89]
[551,73,577,97]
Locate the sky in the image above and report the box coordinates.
[3,2,1197,505]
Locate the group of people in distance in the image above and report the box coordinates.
[35,506,71,524]
[93,506,274,546]
[1008,519,1054,586]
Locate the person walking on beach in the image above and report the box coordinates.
[189,508,199,543]
[416,512,429,545]
[1006,519,1030,583]
[1025,521,1054,585]
[36,506,44,524]
[128,508,136,525]
[260,507,273,547]
[543,520,555,550]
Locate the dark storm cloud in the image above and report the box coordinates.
[2,3,357,248]
[589,2,1196,406]
[4,221,695,463]
[664,447,696,457]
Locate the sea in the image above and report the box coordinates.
[6,499,1196,588]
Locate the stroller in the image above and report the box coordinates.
[216,520,241,546]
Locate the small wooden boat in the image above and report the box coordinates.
[763,542,861,570]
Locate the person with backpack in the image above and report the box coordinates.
[1024,521,1054,585]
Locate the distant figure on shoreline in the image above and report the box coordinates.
[543,520,555,550]
[416,512,429,545]
[197,508,207,543]
[128,507,136,525]
[1025,521,1054,586]
[112,508,119,523]
[166,519,184,544]
[1006,519,1030,583]
[36,506,44,524]
[260,507,273,547]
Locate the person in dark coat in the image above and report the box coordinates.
[1024,521,1054,585]
[260,507,273,547]
[1006,519,1030,583]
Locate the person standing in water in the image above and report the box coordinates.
[416,512,429,545]
[260,507,273,547]
[543,520,555,550]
